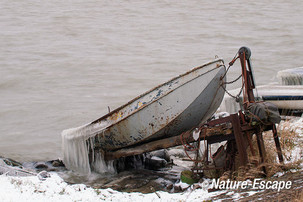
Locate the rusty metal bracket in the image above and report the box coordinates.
[194,112,284,176]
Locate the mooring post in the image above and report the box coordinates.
[230,113,248,167]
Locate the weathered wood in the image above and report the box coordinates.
[103,131,193,160]
[103,125,233,161]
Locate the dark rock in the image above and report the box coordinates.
[37,171,50,181]
[149,149,171,162]
[112,150,172,173]
[22,159,66,172]
[34,162,49,170]
[167,183,173,191]
[2,157,22,168]
[51,159,65,167]
[114,154,145,173]
[145,156,168,170]
[173,182,190,192]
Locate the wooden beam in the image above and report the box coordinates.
[103,130,194,160]
[103,125,232,161]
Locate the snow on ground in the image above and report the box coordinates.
[279,117,303,166]
[0,172,227,202]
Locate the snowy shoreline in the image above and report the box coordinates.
[1,117,302,201]
[0,172,228,202]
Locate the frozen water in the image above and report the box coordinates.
[62,120,114,174]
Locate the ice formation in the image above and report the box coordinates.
[62,120,114,175]
[277,67,303,85]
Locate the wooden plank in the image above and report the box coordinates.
[103,125,233,160]
[103,130,193,160]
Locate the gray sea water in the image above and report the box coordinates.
[1,0,303,161]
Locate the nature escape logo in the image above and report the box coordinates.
[202,179,292,192]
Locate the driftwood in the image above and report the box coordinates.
[103,124,232,161]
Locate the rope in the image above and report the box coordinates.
[221,52,239,80]
[221,80,244,100]
[180,131,200,152]
[220,51,245,101]
[180,128,206,163]
[223,74,242,85]
[180,126,227,163]
[245,101,272,126]
[247,110,266,125]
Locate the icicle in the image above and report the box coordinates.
[62,120,109,175]
[277,67,303,85]
[91,152,115,174]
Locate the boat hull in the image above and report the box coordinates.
[93,59,226,151]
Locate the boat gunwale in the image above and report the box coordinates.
[91,58,225,130]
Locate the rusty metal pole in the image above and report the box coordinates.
[272,124,284,163]
[205,143,209,165]
[230,113,248,167]
[256,129,267,175]
[238,47,255,108]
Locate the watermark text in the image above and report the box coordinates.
[202,179,292,192]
